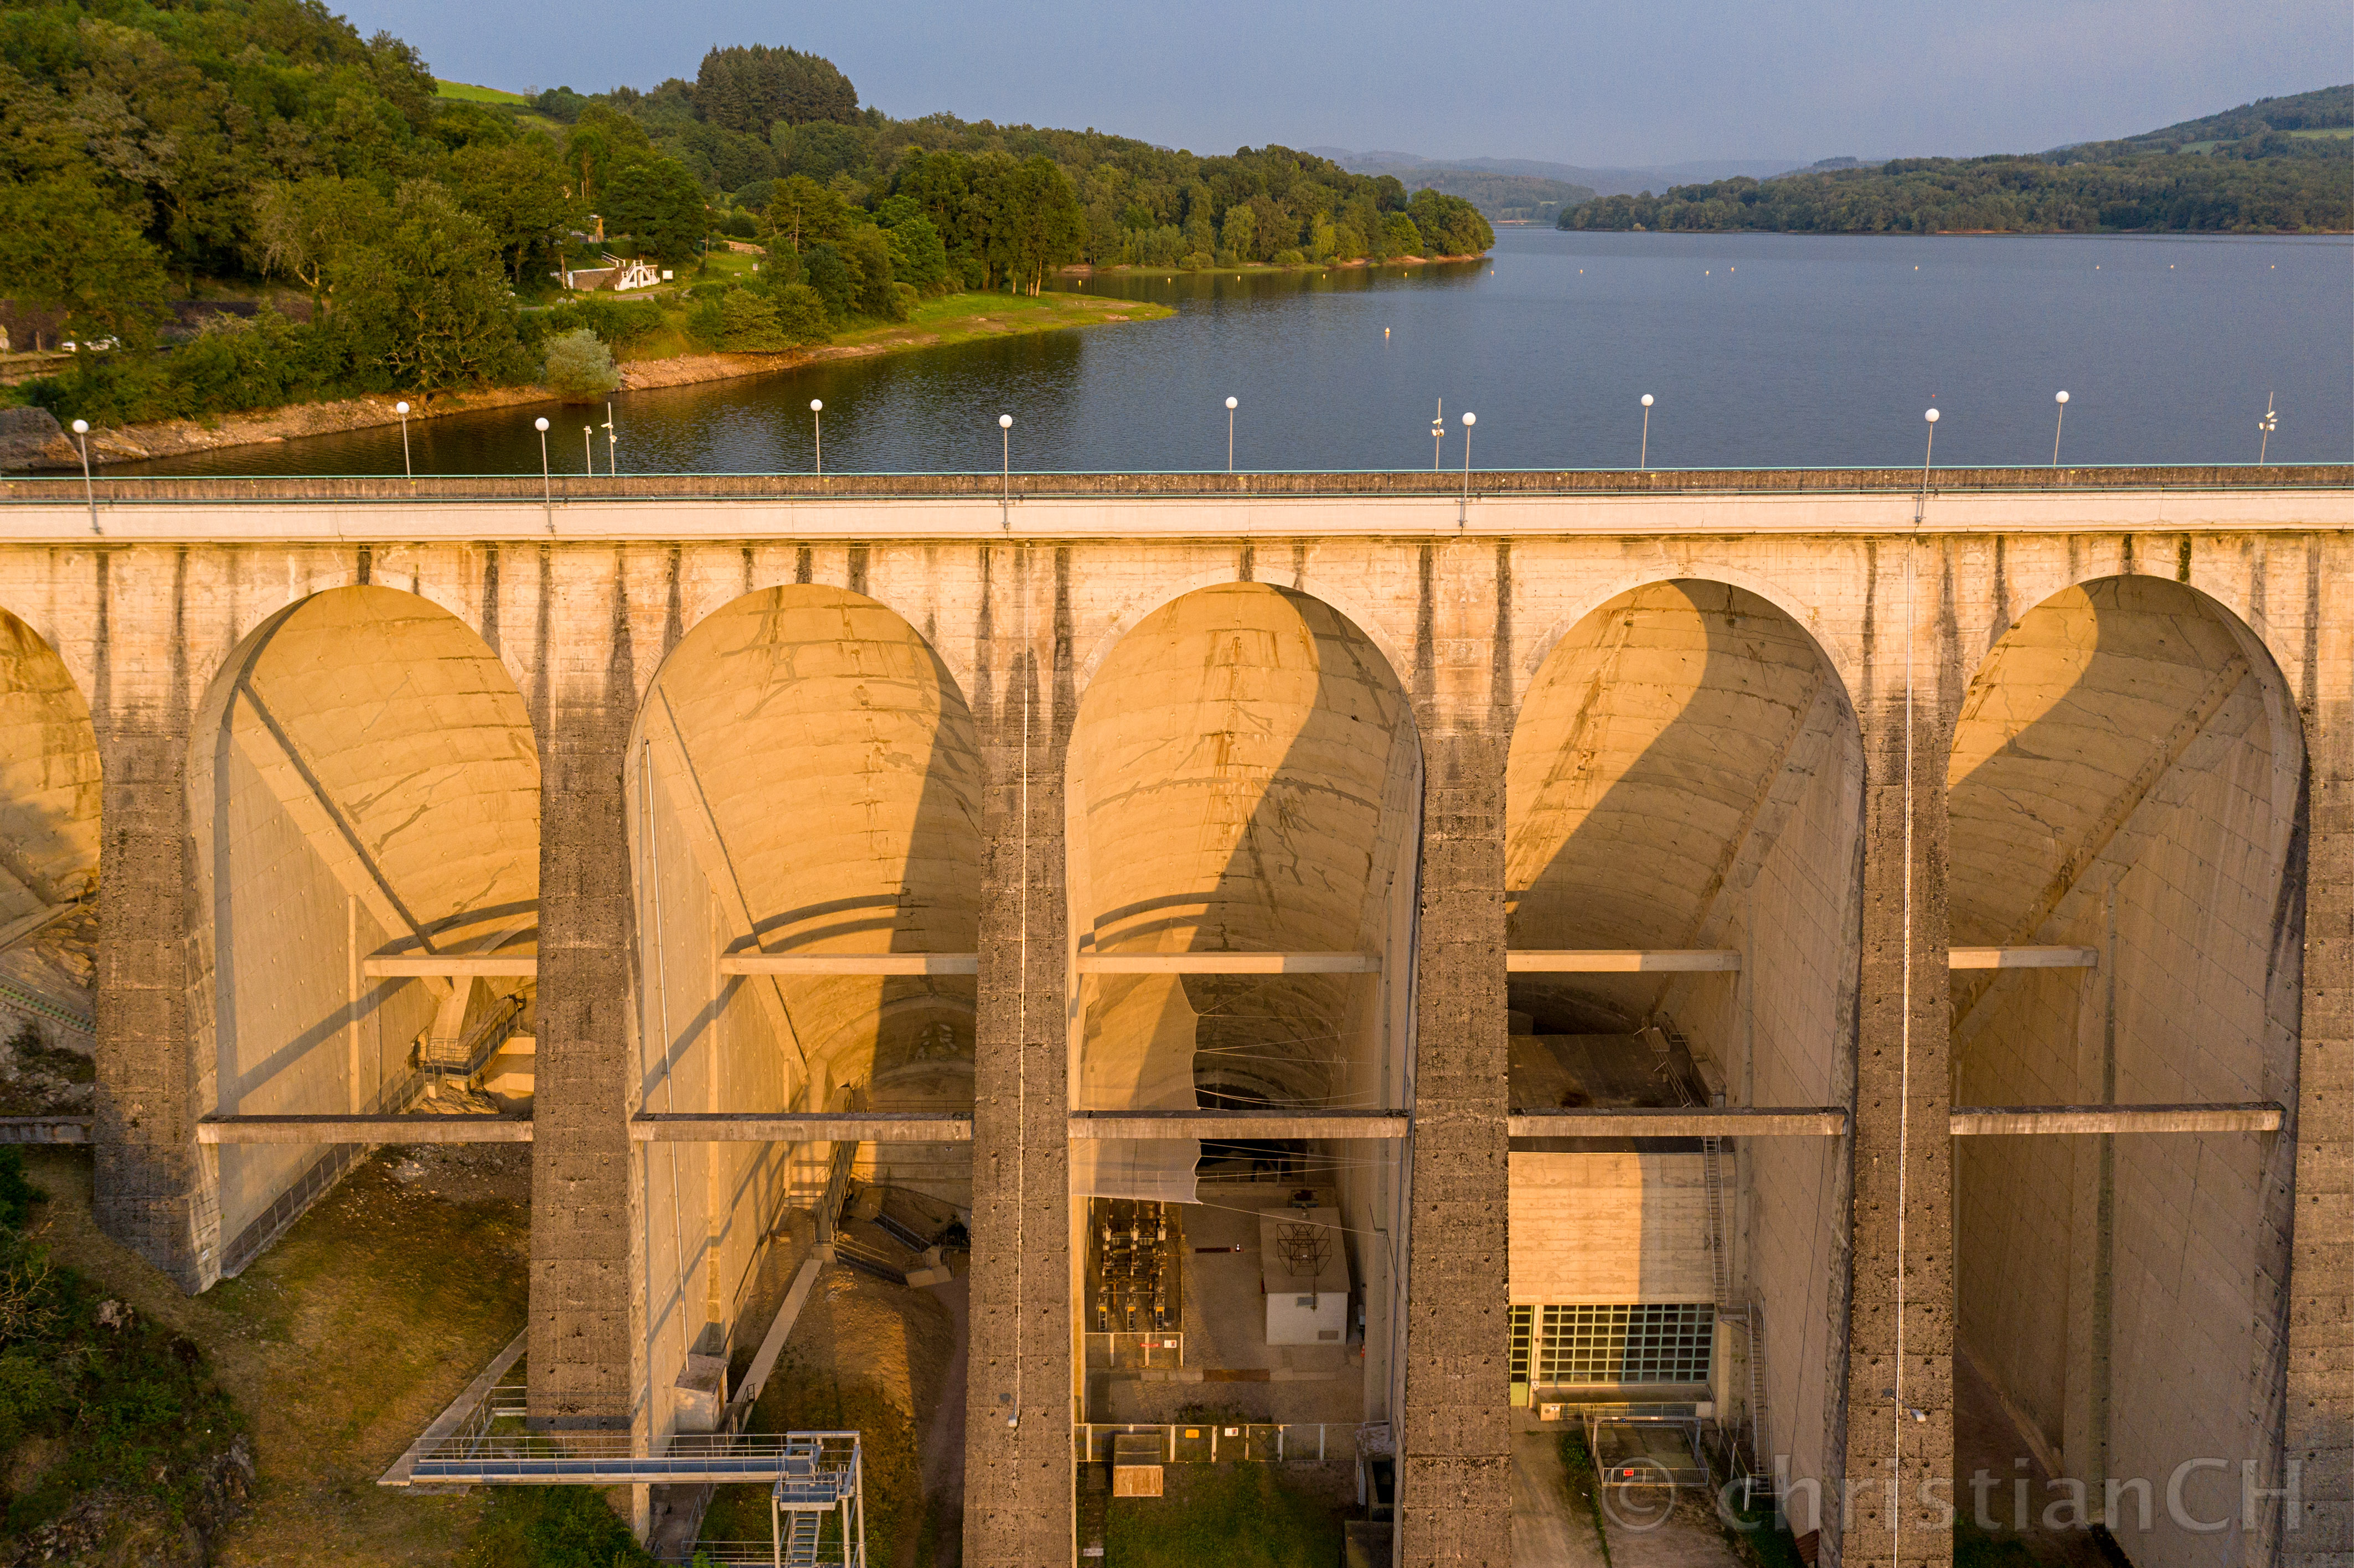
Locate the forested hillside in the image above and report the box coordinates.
[1561,85,2350,234]
[0,3,1491,424]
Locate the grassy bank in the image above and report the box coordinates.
[18,1143,543,1567]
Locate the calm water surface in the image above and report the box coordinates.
[122,229,2350,476]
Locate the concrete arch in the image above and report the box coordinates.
[0,604,102,1064]
[1502,577,1863,1512]
[188,585,541,1280]
[1066,556,1418,719]
[1065,581,1421,1432]
[624,584,983,1447]
[1510,559,1863,726]
[1947,573,2302,1568]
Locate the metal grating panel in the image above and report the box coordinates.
[1527,1303,1713,1386]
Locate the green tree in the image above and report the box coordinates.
[1381,212,1424,255]
[770,283,831,343]
[717,289,787,349]
[801,241,853,320]
[602,157,704,265]
[1406,189,1494,255]
[541,327,619,397]
[884,215,949,293]
[450,139,579,283]
[0,170,168,341]
[1218,203,1256,263]
[985,154,1086,294]
[690,44,859,134]
[563,103,652,208]
[334,180,528,391]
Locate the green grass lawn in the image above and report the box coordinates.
[1106,1463,1342,1567]
[435,77,530,105]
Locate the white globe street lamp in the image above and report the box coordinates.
[1225,396,1238,473]
[70,420,95,533]
[2052,391,2068,467]
[395,401,412,478]
[1639,394,1654,470]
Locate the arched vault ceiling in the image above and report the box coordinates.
[649,587,982,955]
[246,588,537,940]
[1947,576,2275,947]
[1506,581,1838,951]
[0,611,98,922]
[1071,584,1415,956]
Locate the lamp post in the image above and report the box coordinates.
[1225,396,1238,473]
[2258,392,2278,464]
[999,413,1014,526]
[1914,408,1939,527]
[395,400,412,478]
[2050,391,2069,467]
[1430,400,1444,470]
[1639,394,1654,469]
[1459,411,1476,524]
[70,419,95,534]
[602,402,617,476]
[534,416,553,532]
[584,426,594,474]
[811,399,824,474]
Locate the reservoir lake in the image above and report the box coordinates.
[124,227,2349,477]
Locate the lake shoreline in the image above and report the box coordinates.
[55,292,1168,470]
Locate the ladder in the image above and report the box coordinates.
[1743,1304,1771,1488]
[781,1508,824,1564]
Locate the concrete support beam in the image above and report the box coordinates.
[363,954,540,977]
[1398,697,1511,1565]
[526,595,638,1434]
[627,1113,973,1142]
[1509,1108,1846,1137]
[1949,1103,2284,1136]
[961,547,1073,1567]
[197,1114,533,1143]
[1947,945,2099,970]
[1504,949,1742,972]
[92,583,213,1291]
[1072,951,1378,974]
[1070,1110,1412,1140]
[715,953,978,976]
[0,1116,93,1143]
[2284,710,2351,1566]
[1839,603,1955,1568]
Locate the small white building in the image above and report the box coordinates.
[1260,1207,1350,1345]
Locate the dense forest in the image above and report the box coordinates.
[0,1,1491,423]
[1562,86,2351,234]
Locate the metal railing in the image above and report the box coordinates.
[1074,1421,1370,1464]
[1082,1331,1185,1369]
[407,1384,859,1485]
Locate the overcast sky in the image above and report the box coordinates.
[349,0,2350,167]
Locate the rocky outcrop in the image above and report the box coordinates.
[0,408,76,473]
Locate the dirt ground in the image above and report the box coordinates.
[20,1143,535,1567]
[700,1204,966,1568]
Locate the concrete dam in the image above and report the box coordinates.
[0,464,2343,1568]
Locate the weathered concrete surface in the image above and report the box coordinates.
[962,545,1075,1566]
[2285,693,2350,1567]
[1398,542,1514,1566]
[0,473,2335,1566]
[1838,575,1955,1568]
[528,563,641,1431]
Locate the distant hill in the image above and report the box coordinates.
[2120,84,2352,147]
[1308,147,1803,198]
[1561,85,2351,235]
